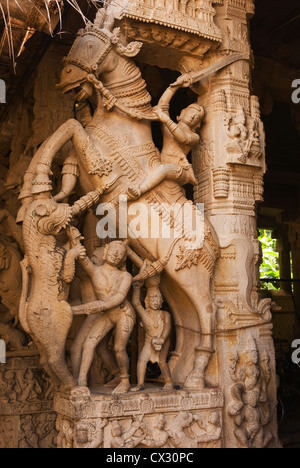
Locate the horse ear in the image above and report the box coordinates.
[102,5,115,33]
[116,41,143,58]
[35,204,49,217]
[94,9,106,29]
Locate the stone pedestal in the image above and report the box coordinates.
[54,387,224,448]
[0,351,57,448]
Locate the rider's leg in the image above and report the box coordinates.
[127,164,183,200]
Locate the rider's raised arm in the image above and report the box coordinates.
[157,85,180,114]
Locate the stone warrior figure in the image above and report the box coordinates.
[71,241,135,395]
[131,273,173,392]
[128,85,204,200]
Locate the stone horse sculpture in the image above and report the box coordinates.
[19,7,220,388]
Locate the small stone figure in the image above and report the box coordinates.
[168,412,198,448]
[35,413,58,449]
[228,384,273,448]
[142,414,169,448]
[75,419,107,449]
[0,370,20,402]
[71,241,135,395]
[19,415,39,449]
[194,412,222,446]
[131,274,173,392]
[0,321,26,350]
[225,106,250,163]
[18,369,42,402]
[0,238,22,325]
[110,418,147,449]
[56,417,74,449]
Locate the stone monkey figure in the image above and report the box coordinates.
[71,241,135,395]
[131,273,173,392]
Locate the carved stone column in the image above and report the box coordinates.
[192,0,280,448]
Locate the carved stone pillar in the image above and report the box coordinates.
[191,0,280,448]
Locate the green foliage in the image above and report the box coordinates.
[259,229,280,290]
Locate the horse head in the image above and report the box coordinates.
[57,7,143,102]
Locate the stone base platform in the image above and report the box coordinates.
[54,386,224,448]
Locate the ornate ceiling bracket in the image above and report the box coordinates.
[110,0,223,69]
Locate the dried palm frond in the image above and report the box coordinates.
[0,0,118,71]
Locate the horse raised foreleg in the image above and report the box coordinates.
[19,119,95,209]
